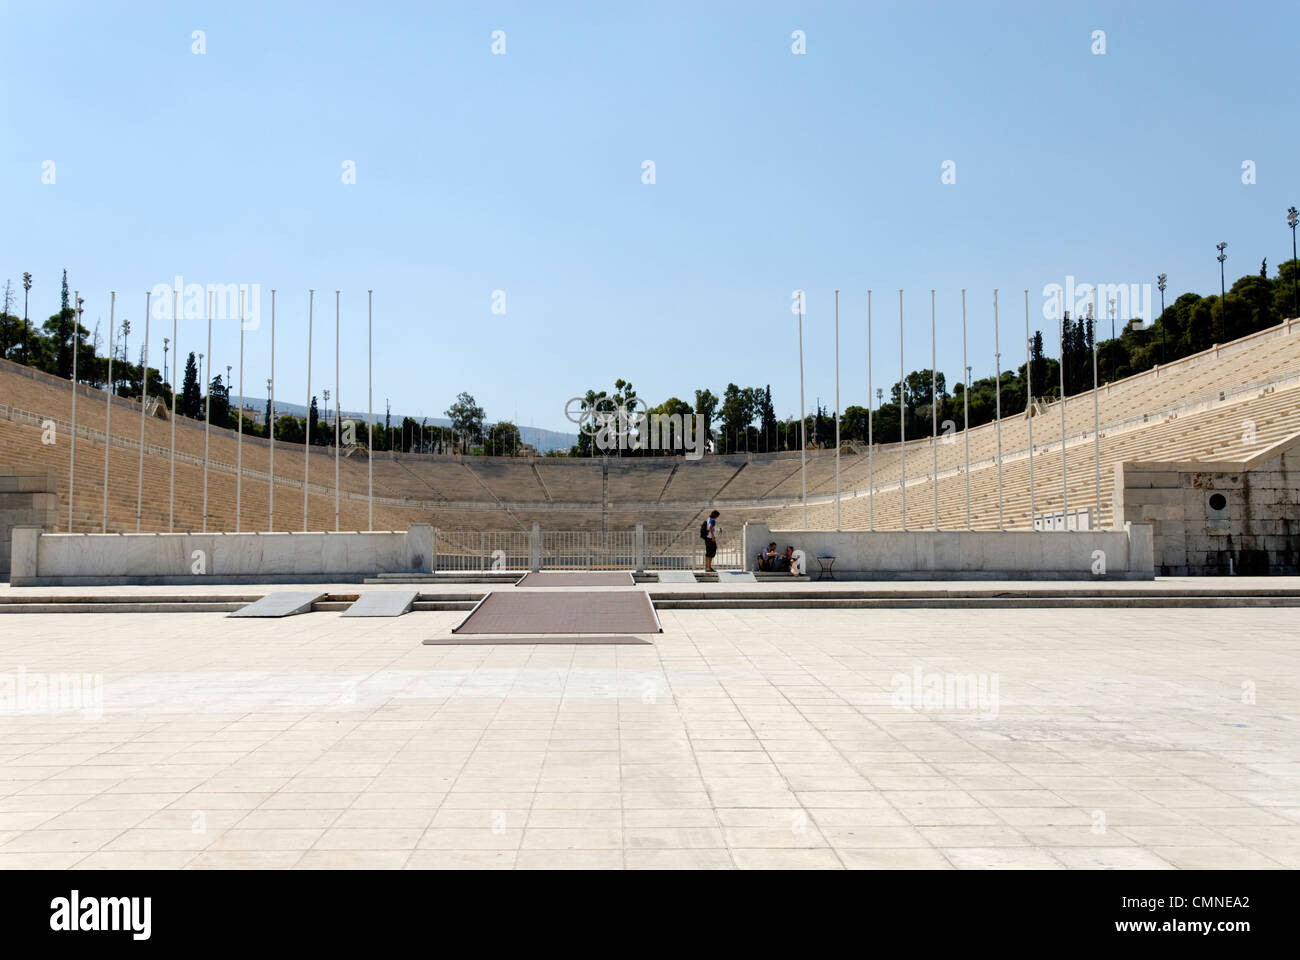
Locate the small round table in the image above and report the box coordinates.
[816,555,836,581]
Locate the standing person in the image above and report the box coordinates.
[701,509,720,573]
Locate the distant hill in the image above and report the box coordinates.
[231,396,577,454]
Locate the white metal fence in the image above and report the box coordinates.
[432,525,742,571]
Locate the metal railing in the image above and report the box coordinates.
[432,525,742,571]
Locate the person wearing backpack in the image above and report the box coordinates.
[700,510,720,572]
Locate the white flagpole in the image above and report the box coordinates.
[1025,289,1035,528]
[798,300,807,527]
[270,290,276,531]
[136,291,150,532]
[69,291,80,532]
[236,289,244,533]
[834,289,841,532]
[102,292,115,533]
[1059,290,1069,527]
[304,290,313,531]
[368,289,373,531]
[1092,293,1101,528]
[899,289,906,531]
[340,291,345,530]
[994,289,1003,530]
[962,289,970,529]
[931,289,938,530]
[867,289,874,531]
[169,289,178,532]
[203,292,212,533]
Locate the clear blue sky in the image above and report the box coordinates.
[3,1,1297,431]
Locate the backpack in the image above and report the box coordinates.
[699,519,710,540]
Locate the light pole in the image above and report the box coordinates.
[1108,296,1116,382]
[102,292,116,533]
[1157,273,1167,364]
[162,337,170,386]
[119,319,130,395]
[20,273,30,361]
[1288,207,1298,318]
[1216,241,1228,343]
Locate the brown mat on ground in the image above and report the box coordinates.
[515,572,635,587]
[424,635,652,645]
[453,590,660,634]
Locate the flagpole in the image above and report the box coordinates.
[899,289,906,531]
[102,292,115,533]
[1025,289,1035,528]
[834,289,841,532]
[236,288,244,533]
[304,290,313,531]
[136,291,150,532]
[1059,290,1069,527]
[269,289,276,531]
[203,292,212,533]
[68,290,80,532]
[368,289,373,531]
[867,289,874,532]
[962,289,970,529]
[340,287,345,535]
[169,289,178,532]
[1092,292,1101,528]
[931,289,938,530]
[994,288,1003,530]
[797,301,807,527]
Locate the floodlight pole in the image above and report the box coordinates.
[136,291,151,532]
[931,289,938,530]
[102,292,115,533]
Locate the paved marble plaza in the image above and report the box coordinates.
[0,602,1297,869]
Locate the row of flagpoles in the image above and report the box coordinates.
[794,289,1104,532]
[64,290,375,534]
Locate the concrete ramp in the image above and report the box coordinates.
[717,571,757,583]
[453,590,660,634]
[229,591,326,618]
[342,590,418,617]
[656,571,697,583]
[516,572,635,587]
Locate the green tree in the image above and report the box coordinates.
[445,391,485,452]
[180,353,202,418]
[486,420,522,456]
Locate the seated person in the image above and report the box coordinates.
[778,545,797,573]
[755,542,779,571]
